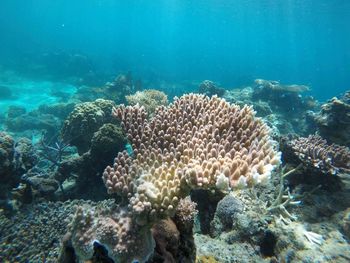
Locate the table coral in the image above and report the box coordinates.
[103,94,281,223]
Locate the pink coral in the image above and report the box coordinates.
[103,94,280,222]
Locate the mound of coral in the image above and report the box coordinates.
[61,99,117,154]
[125,89,168,114]
[314,91,350,146]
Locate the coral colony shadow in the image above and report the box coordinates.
[1,1,350,262]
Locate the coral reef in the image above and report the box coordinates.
[0,133,37,207]
[54,123,126,200]
[6,105,26,119]
[252,79,316,117]
[61,99,116,154]
[313,91,350,146]
[64,93,280,262]
[69,204,155,263]
[74,72,141,103]
[284,134,350,176]
[0,132,16,200]
[38,102,76,120]
[224,80,318,136]
[103,94,280,223]
[198,80,226,97]
[0,200,93,262]
[126,89,168,114]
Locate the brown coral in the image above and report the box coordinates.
[103,94,280,223]
[288,135,350,176]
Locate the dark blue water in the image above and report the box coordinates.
[0,0,349,100]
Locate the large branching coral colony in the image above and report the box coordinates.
[67,94,281,262]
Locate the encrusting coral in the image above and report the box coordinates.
[103,94,281,223]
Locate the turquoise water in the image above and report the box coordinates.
[0,0,349,102]
[1,2,350,262]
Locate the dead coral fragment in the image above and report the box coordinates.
[103,94,280,222]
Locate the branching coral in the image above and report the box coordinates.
[288,135,350,176]
[103,94,281,223]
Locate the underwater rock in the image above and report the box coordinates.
[198,80,225,97]
[252,79,315,115]
[6,105,26,118]
[38,102,76,120]
[5,112,61,139]
[61,99,117,154]
[313,91,350,146]
[254,79,310,93]
[126,89,168,115]
[106,72,134,93]
[224,84,317,136]
[21,175,59,200]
